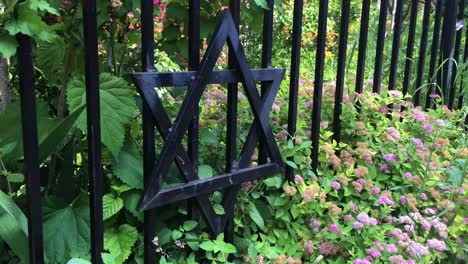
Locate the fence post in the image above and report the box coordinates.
[17,33,44,264]
[414,0,432,106]
[448,0,465,109]
[141,0,156,262]
[439,0,458,106]
[355,0,371,93]
[332,0,350,144]
[402,0,419,96]
[286,0,304,181]
[373,0,389,94]
[425,0,444,109]
[311,0,328,172]
[388,0,404,91]
[82,0,104,262]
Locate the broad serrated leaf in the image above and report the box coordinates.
[101,253,116,264]
[43,205,90,264]
[0,190,29,263]
[122,191,143,222]
[5,4,57,41]
[213,204,225,215]
[113,141,143,189]
[36,38,66,84]
[253,0,269,9]
[0,34,18,58]
[183,220,198,231]
[104,224,138,264]
[67,73,136,157]
[28,0,60,15]
[103,194,123,220]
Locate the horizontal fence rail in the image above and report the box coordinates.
[9,0,467,262]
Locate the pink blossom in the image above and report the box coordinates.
[404,172,413,180]
[353,221,364,230]
[383,153,398,163]
[153,0,161,5]
[318,243,338,256]
[386,244,398,253]
[366,248,381,258]
[350,204,358,211]
[329,224,342,235]
[320,121,328,128]
[294,175,304,184]
[331,181,341,190]
[420,193,428,201]
[423,123,434,135]
[377,195,396,206]
[353,259,371,264]
[400,195,407,204]
[344,215,354,221]
[410,137,425,149]
[379,164,389,173]
[303,240,314,255]
[435,119,445,127]
[272,103,280,111]
[370,187,380,195]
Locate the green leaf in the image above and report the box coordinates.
[7,172,24,183]
[247,203,265,230]
[67,73,136,157]
[198,164,213,179]
[104,224,138,264]
[36,38,66,84]
[43,205,90,263]
[213,204,225,215]
[172,229,183,240]
[28,0,60,15]
[67,258,92,264]
[122,191,143,222]
[38,105,86,162]
[0,190,29,264]
[219,242,236,254]
[113,141,143,190]
[0,34,18,58]
[101,253,116,264]
[263,176,282,188]
[253,0,269,9]
[5,4,57,41]
[103,194,123,220]
[199,241,215,252]
[183,220,198,232]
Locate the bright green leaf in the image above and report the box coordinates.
[198,164,213,179]
[67,258,92,264]
[7,172,24,183]
[113,141,143,189]
[67,73,136,157]
[43,205,90,263]
[0,34,18,58]
[199,241,215,252]
[183,220,198,232]
[104,224,138,264]
[103,194,123,220]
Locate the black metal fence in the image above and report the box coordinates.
[14,0,467,263]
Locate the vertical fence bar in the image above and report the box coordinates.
[458,22,468,109]
[259,0,274,165]
[402,0,419,96]
[224,0,240,243]
[286,0,304,180]
[426,0,444,108]
[141,0,156,262]
[373,0,388,94]
[187,0,201,222]
[82,0,104,263]
[226,0,240,173]
[448,0,465,109]
[332,0,350,144]
[311,0,328,172]
[355,0,371,93]
[414,0,432,106]
[16,33,44,264]
[388,0,404,91]
[439,0,457,106]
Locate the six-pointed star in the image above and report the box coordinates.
[132,10,285,235]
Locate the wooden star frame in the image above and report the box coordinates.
[132,10,285,236]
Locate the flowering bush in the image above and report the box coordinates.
[224,89,467,264]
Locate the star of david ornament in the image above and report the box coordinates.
[132,10,285,235]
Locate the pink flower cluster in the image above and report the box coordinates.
[386,127,401,142]
[353,212,378,230]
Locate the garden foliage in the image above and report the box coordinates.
[0,0,466,263]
